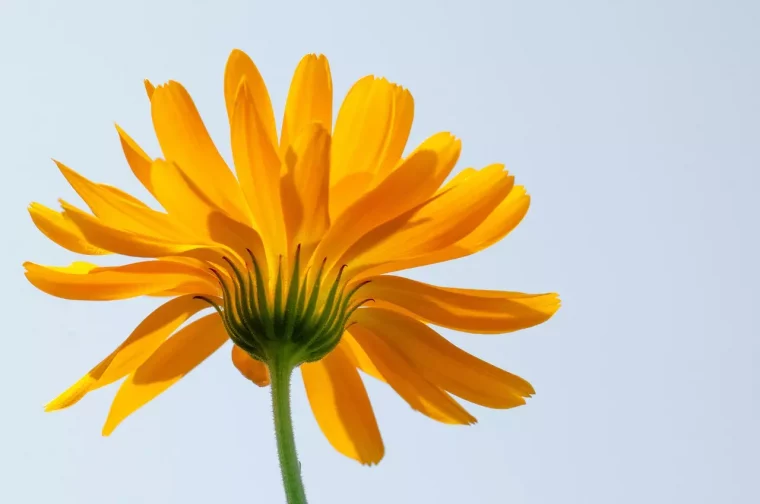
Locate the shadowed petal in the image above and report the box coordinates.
[231,345,270,387]
[301,345,384,464]
[358,276,560,334]
[102,313,229,435]
[45,295,211,410]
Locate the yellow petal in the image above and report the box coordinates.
[99,184,150,208]
[45,295,211,411]
[148,159,218,237]
[373,85,414,180]
[55,160,186,241]
[359,275,560,334]
[280,54,332,154]
[61,202,202,258]
[231,345,270,387]
[230,78,286,270]
[145,159,264,267]
[331,76,392,183]
[144,79,155,100]
[352,308,534,408]
[224,49,277,146]
[330,77,413,217]
[349,164,512,276]
[301,345,384,464]
[311,148,441,274]
[115,124,155,196]
[102,313,229,435]
[28,203,109,255]
[24,259,216,301]
[150,80,249,224]
[281,123,331,260]
[361,185,530,277]
[457,185,530,252]
[405,132,461,189]
[346,326,476,424]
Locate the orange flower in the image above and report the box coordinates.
[26,49,559,468]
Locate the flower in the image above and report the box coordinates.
[26,49,560,466]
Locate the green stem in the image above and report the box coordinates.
[269,347,308,504]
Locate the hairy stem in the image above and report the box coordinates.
[269,347,308,504]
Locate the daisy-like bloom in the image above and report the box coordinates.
[26,49,559,502]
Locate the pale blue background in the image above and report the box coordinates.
[1,0,758,502]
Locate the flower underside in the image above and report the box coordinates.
[198,246,372,364]
[25,49,561,473]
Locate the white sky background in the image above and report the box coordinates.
[1,0,758,502]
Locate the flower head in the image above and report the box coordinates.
[26,49,559,465]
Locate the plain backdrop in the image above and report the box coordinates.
[1,0,758,503]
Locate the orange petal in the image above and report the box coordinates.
[361,185,530,277]
[61,202,203,258]
[224,49,277,147]
[281,123,331,260]
[352,308,534,408]
[24,259,217,301]
[231,345,270,386]
[144,79,155,100]
[55,160,186,241]
[311,148,441,274]
[115,124,155,196]
[372,86,414,181]
[359,275,560,334]
[151,80,249,224]
[280,53,333,155]
[28,203,109,255]
[230,78,287,271]
[329,77,413,217]
[102,313,229,435]
[348,164,512,276]
[301,345,384,464]
[45,295,211,411]
[346,326,476,424]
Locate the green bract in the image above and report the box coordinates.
[197,246,372,365]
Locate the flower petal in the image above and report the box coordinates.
[148,159,219,238]
[280,54,332,155]
[348,164,513,276]
[361,185,530,276]
[231,345,270,387]
[373,85,414,181]
[24,259,217,301]
[329,77,414,217]
[61,202,202,258]
[224,49,277,147]
[311,148,441,274]
[301,345,384,464]
[102,313,229,435]
[115,124,155,196]
[352,308,534,408]
[147,159,267,268]
[359,275,560,334]
[345,326,476,425]
[45,295,211,411]
[331,76,392,185]
[230,78,287,269]
[144,79,155,99]
[281,123,331,260]
[56,160,186,241]
[28,203,109,255]
[151,80,249,223]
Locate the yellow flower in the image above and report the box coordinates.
[26,49,559,466]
